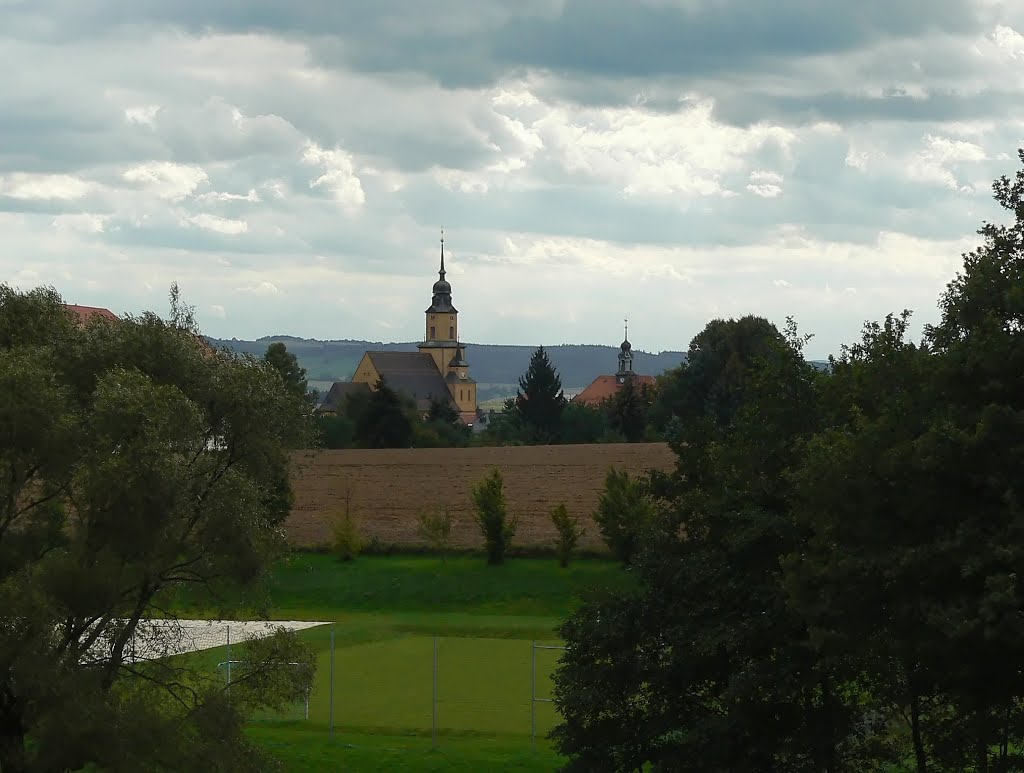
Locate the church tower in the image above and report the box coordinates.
[616,318,634,384]
[417,231,478,422]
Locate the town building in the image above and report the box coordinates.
[570,323,657,407]
[327,234,479,425]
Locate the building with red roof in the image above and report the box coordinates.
[571,324,657,407]
[63,304,118,324]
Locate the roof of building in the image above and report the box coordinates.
[365,351,456,412]
[64,304,117,324]
[317,381,372,414]
[571,373,657,407]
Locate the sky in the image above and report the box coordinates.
[3,1,1024,359]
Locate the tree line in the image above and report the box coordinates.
[283,343,669,449]
[548,151,1024,771]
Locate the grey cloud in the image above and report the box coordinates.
[0,0,987,87]
[711,89,1024,128]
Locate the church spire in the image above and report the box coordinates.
[439,228,446,281]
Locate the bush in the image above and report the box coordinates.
[327,510,362,561]
[417,506,454,561]
[550,503,584,567]
[471,467,518,565]
[593,467,653,565]
[324,479,362,561]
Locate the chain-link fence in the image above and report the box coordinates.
[194,624,567,748]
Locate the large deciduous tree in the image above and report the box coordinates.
[789,150,1024,771]
[263,341,312,409]
[551,317,871,771]
[515,346,566,443]
[0,285,315,772]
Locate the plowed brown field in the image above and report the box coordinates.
[287,443,676,552]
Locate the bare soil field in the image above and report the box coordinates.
[287,443,676,552]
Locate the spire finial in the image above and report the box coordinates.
[439,228,446,277]
[624,316,629,341]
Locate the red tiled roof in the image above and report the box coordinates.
[64,304,118,324]
[571,374,657,407]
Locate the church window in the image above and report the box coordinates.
[430,326,435,338]
[449,326,454,338]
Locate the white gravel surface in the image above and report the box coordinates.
[125,619,330,661]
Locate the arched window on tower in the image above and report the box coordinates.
[449,326,454,338]
[430,326,435,339]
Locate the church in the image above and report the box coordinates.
[320,234,479,425]
[570,323,657,407]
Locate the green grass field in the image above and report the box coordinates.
[172,553,629,771]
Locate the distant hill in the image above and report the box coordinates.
[204,335,689,393]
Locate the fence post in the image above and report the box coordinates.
[329,625,335,738]
[432,636,438,749]
[531,640,537,750]
[225,625,231,695]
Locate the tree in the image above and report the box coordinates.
[787,151,1024,771]
[552,317,867,771]
[592,467,653,565]
[558,401,616,444]
[263,341,312,408]
[515,346,566,443]
[470,467,517,565]
[354,378,415,448]
[550,504,584,568]
[0,285,315,772]
[605,377,654,442]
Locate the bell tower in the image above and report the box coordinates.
[424,229,458,344]
[616,318,634,383]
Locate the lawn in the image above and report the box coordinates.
[169,553,628,771]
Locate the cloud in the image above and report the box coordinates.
[0,173,93,200]
[1,0,1023,359]
[122,162,208,201]
[302,144,366,213]
[184,213,248,235]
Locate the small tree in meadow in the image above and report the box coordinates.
[593,467,653,565]
[471,467,518,565]
[417,506,454,561]
[550,503,584,568]
[324,478,362,561]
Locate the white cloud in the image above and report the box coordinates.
[0,173,93,200]
[991,25,1024,59]
[184,213,248,234]
[52,213,109,233]
[302,143,365,213]
[236,281,279,295]
[123,162,208,201]
[747,170,784,198]
[125,105,161,126]
[209,304,226,318]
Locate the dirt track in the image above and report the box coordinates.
[287,443,676,552]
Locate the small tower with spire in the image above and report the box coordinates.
[616,317,634,382]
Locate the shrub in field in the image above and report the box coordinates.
[550,503,584,567]
[417,506,454,561]
[593,466,653,565]
[327,510,362,561]
[471,467,518,565]
[325,479,361,561]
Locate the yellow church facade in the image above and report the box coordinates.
[348,235,478,425]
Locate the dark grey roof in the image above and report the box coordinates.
[366,351,455,412]
[317,381,371,414]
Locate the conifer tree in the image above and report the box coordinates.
[514,346,566,443]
